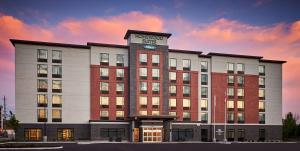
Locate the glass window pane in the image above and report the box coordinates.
[52,80,62,89]
[116,97,124,106]
[38,49,48,59]
[116,54,124,64]
[201,87,208,96]
[201,99,208,109]
[100,68,109,77]
[38,79,48,89]
[139,97,147,105]
[169,72,176,80]
[116,111,124,117]
[140,82,147,91]
[152,69,160,78]
[52,50,62,60]
[100,82,109,91]
[52,109,61,119]
[169,58,177,67]
[183,73,190,81]
[140,68,147,77]
[37,94,48,104]
[152,55,160,64]
[227,63,234,71]
[100,96,109,105]
[38,64,48,74]
[52,65,62,75]
[152,83,160,91]
[101,111,109,117]
[52,95,62,104]
[169,99,176,107]
[227,100,234,108]
[100,53,109,63]
[139,54,147,63]
[116,69,124,77]
[201,61,208,71]
[183,59,191,68]
[183,86,190,94]
[238,88,244,96]
[237,63,244,72]
[116,83,124,91]
[152,97,160,105]
[183,99,190,107]
[169,85,176,93]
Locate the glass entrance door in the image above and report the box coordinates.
[142,127,162,142]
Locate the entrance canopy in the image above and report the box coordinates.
[130,115,176,121]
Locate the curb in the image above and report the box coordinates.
[0,146,63,150]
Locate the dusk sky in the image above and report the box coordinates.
[0,0,300,116]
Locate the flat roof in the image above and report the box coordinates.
[169,49,202,55]
[10,39,90,49]
[260,59,286,64]
[124,29,172,39]
[87,42,128,49]
[207,52,263,59]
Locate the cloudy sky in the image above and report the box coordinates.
[0,0,300,116]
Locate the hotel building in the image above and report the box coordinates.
[11,30,285,142]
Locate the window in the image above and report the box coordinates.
[183,99,190,110]
[116,97,124,108]
[183,59,191,70]
[237,101,244,111]
[259,129,266,141]
[237,76,244,86]
[201,87,208,98]
[183,72,190,83]
[139,53,147,65]
[139,68,147,79]
[100,128,125,138]
[183,86,190,96]
[36,94,47,107]
[237,63,245,73]
[201,99,208,111]
[201,74,208,85]
[116,111,124,120]
[52,65,62,78]
[259,101,265,112]
[100,111,109,120]
[100,96,109,108]
[227,100,234,111]
[227,63,234,73]
[259,113,265,124]
[100,68,109,79]
[139,96,147,108]
[259,77,265,87]
[100,53,109,65]
[259,65,265,75]
[169,99,176,109]
[37,64,47,77]
[152,82,160,94]
[52,95,62,107]
[152,97,160,109]
[152,111,160,116]
[183,112,191,121]
[227,112,234,123]
[57,129,74,141]
[52,109,62,122]
[152,69,160,80]
[37,49,47,62]
[116,54,124,66]
[116,69,124,80]
[227,88,234,98]
[25,129,42,141]
[152,54,160,66]
[172,128,193,141]
[259,89,265,99]
[169,58,177,69]
[37,79,48,92]
[201,61,208,72]
[52,50,62,63]
[227,129,235,141]
[237,112,244,123]
[238,129,245,141]
[116,83,124,94]
[228,75,234,86]
[140,82,147,93]
[169,85,176,95]
[139,110,147,116]
[237,88,244,99]
[201,112,208,123]
[52,80,62,93]
[169,72,176,82]
[100,82,109,93]
[37,109,47,122]
[169,112,177,116]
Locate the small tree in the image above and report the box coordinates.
[6,111,20,132]
[283,112,298,140]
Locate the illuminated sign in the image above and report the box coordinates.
[143,45,156,50]
[135,34,163,45]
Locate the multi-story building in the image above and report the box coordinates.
[11,30,285,142]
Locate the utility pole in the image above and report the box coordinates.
[224,91,227,142]
[213,95,216,142]
[3,96,7,133]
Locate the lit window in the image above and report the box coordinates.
[237,112,244,122]
[25,129,42,141]
[116,69,124,78]
[100,111,109,117]
[152,69,160,79]
[52,109,62,119]
[201,74,208,85]
[183,112,190,118]
[169,99,176,108]
[37,79,48,91]
[237,101,244,110]
[201,87,208,98]
[140,82,147,92]
[152,111,160,116]
[152,97,160,105]
[100,68,109,77]
[100,96,109,105]
[52,65,62,78]
[201,61,208,72]
[259,101,265,112]
[152,83,160,93]
[116,111,124,117]
[237,88,244,97]
[100,53,109,64]
[139,97,147,105]
[237,63,245,72]
[228,75,234,84]
[228,112,234,122]
[116,54,124,65]
[37,64,47,77]
[139,110,147,116]
[52,50,62,63]
[169,72,176,81]
[201,112,208,122]
[152,54,160,65]
[237,76,244,85]
[52,80,62,92]
[183,86,190,95]
[259,77,265,87]
[169,112,176,116]
[201,99,208,111]
[169,58,177,68]
[139,68,147,77]
[259,65,265,75]
[169,85,176,94]
[100,82,109,91]
[227,63,234,72]
[183,99,190,108]
[52,95,62,107]
[139,53,147,63]
[37,109,47,120]
[227,88,234,97]
[116,97,124,106]
[37,49,48,62]
[183,72,190,81]
[183,59,191,70]
[37,94,47,106]
[259,89,265,99]
[227,100,234,109]
[116,83,124,92]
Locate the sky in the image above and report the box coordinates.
[0,0,300,117]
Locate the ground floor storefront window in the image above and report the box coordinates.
[100,128,125,140]
[24,128,42,141]
[57,128,74,141]
[172,128,193,141]
[142,127,162,142]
